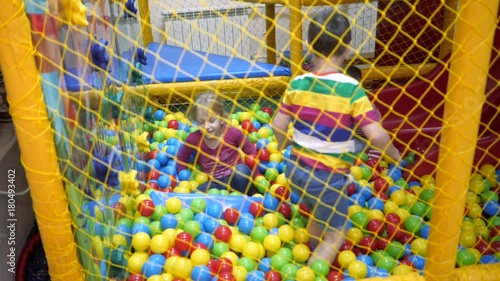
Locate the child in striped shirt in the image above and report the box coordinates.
[272,7,401,266]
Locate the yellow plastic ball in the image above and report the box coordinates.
[127,252,149,273]
[189,180,200,190]
[346,227,364,244]
[350,166,364,181]
[277,225,295,243]
[178,181,193,191]
[112,234,128,248]
[267,142,279,153]
[393,264,414,275]
[294,228,310,244]
[190,248,211,266]
[469,179,485,194]
[162,228,178,245]
[135,194,152,208]
[390,190,407,206]
[420,174,435,186]
[262,213,279,229]
[147,275,162,281]
[239,112,253,121]
[348,261,368,279]
[221,251,240,266]
[367,209,385,221]
[263,234,282,253]
[196,172,209,184]
[475,225,490,238]
[338,250,356,268]
[394,208,410,222]
[242,241,264,260]
[405,193,418,208]
[269,152,284,163]
[171,257,192,279]
[174,112,185,120]
[467,203,482,219]
[174,186,191,194]
[469,248,482,264]
[295,266,315,281]
[132,232,151,252]
[384,201,399,215]
[230,233,248,253]
[164,114,176,122]
[166,197,182,214]
[258,127,272,138]
[411,238,428,256]
[461,221,475,232]
[292,243,311,263]
[164,256,179,274]
[92,236,104,259]
[460,230,477,247]
[233,265,248,281]
[159,273,174,281]
[275,173,289,186]
[150,234,170,254]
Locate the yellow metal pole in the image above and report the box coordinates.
[0,1,84,280]
[138,0,154,47]
[425,1,499,280]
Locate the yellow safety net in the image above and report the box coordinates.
[0,0,499,281]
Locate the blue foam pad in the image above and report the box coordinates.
[142,43,291,84]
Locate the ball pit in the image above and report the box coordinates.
[78,104,500,281]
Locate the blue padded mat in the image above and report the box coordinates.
[142,43,291,84]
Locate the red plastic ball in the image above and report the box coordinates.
[327,271,344,281]
[244,154,258,169]
[165,246,182,258]
[278,202,292,220]
[113,202,127,220]
[366,219,385,236]
[137,199,155,217]
[168,120,179,130]
[358,236,377,254]
[218,257,233,273]
[258,148,270,162]
[249,202,265,218]
[274,186,291,201]
[340,239,354,251]
[224,208,240,225]
[265,270,282,281]
[147,180,160,191]
[373,178,389,194]
[214,226,232,242]
[241,119,254,133]
[147,170,161,181]
[175,231,193,252]
[262,107,273,116]
[299,202,310,218]
[218,271,236,281]
[346,183,358,196]
[127,274,145,281]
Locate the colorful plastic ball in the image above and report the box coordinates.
[392,264,413,275]
[292,243,311,263]
[149,221,163,236]
[166,197,182,214]
[138,199,155,217]
[484,201,500,216]
[191,265,212,281]
[350,212,369,229]
[196,232,215,250]
[223,208,240,225]
[258,257,272,273]
[347,261,367,279]
[131,232,151,252]
[212,242,230,258]
[277,225,295,243]
[346,227,363,244]
[411,238,428,256]
[456,249,476,267]
[237,257,257,273]
[207,202,224,218]
[262,234,281,254]
[376,256,398,272]
[149,234,170,254]
[262,213,280,229]
[190,248,211,266]
[367,197,385,211]
[270,254,288,271]
[390,190,407,206]
[310,259,330,277]
[184,220,203,238]
[242,242,264,260]
[404,215,423,234]
[407,255,426,270]
[127,251,149,274]
[214,225,233,242]
[246,270,265,281]
[293,227,309,244]
[175,231,193,252]
[143,254,166,278]
[280,263,298,280]
[385,241,405,260]
[248,225,268,243]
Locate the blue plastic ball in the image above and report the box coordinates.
[191,265,212,281]
[203,217,221,234]
[484,201,500,216]
[206,202,223,218]
[195,232,215,250]
[132,223,151,235]
[258,257,272,273]
[246,270,265,281]
[157,175,172,189]
[147,159,161,171]
[155,152,169,166]
[357,254,374,266]
[154,110,166,121]
[262,193,279,211]
[237,218,255,235]
[160,214,178,230]
[178,169,192,181]
[367,197,385,211]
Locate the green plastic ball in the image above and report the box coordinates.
[310,259,330,277]
[386,241,405,260]
[190,198,207,214]
[351,212,369,229]
[183,220,202,238]
[212,242,230,258]
[456,249,476,267]
[250,226,269,243]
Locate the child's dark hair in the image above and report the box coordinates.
[308,7,352,58]
[346,65,362,81]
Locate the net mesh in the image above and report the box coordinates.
[2,0,500,280]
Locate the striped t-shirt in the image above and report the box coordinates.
[279,71,378,171]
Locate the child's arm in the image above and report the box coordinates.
[361,123,401,162]
[272,111,292,151]
[176,137,196,171]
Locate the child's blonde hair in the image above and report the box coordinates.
[189,92,227,121]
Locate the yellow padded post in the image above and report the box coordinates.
[0,1,84,280]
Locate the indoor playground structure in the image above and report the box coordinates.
[1,0,500,280]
